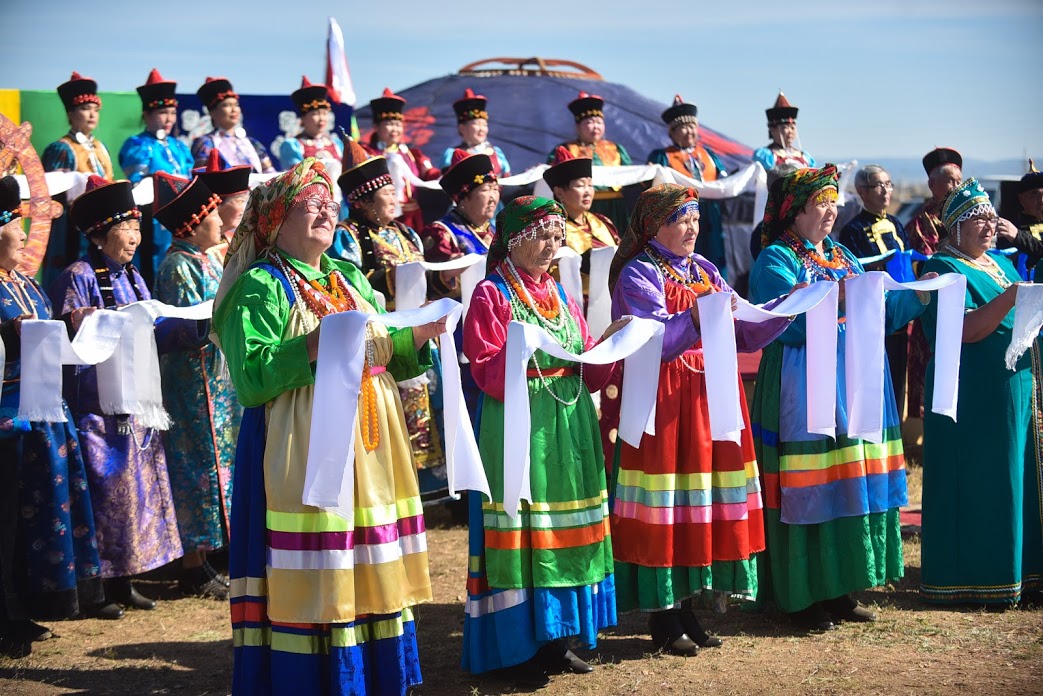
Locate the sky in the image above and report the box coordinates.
[2,0,1041,164]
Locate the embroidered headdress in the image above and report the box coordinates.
[440,149,497,203]
[610,183,699,290]
[487,196,565,273]
[136,69,177,112]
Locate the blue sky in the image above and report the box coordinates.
[2,0,1040,163]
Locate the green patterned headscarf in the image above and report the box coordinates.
[215,158,334,314]
[487,195,566,273]
[761,164,840,250]
[609,183,698,290]
[941,177,993,232]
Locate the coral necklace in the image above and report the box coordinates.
[269,252,380,451]
[646,244,714,294]
[780,230,855,279]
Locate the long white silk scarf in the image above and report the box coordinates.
[389,254,487,312]
[18,300,213,427]
[844,272,966,442]
[1006,284,1043,370]
[698,281,840,443]
[304,298,485,523]
[501,316,664,518]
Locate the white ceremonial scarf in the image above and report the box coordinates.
[1006,284,1043,370]
[389,254,487,312]
[697,281,840,443]
[844,272,966,442]
[18,300,213,427]
[304,298,484,523]
[501,316,664,519]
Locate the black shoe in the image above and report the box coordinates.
[203,560,231,588]
[107,578,157,610]
[179,566,230,600]
[495,658,550,689]
[649,610,699,656]
[535,639,594,674]
[679,603,722,648]
[0,634,30,658]
[80,602,125,620]
[789,603,836,632]
[5,619,54,642]
[821,594,877,623]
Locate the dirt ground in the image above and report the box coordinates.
[2,469,1042,696]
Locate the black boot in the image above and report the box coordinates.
[535,638,594,674]
[680,600,722,648]
[648,610,699,656]
[821,594,876,623]
[494,656,550,689]
[106,577,156,610]
[788,603,836,631]
[203,559,231,588]
[179,565,230,600]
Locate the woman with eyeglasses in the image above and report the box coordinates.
[918,179,1043,608]
[332,142,445,486]
[213,158,445,694]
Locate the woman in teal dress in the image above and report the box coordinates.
[153,172,240,600]
[749,165,930,631]
[919,178,1043,606]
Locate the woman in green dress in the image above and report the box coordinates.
[461,196,628,686]
[919,178,1043,606]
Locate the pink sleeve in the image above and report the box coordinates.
[565,292,617,392]
[462,280,512,402]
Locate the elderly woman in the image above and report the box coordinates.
[279,76,344,168]
[193,149,252,260]
[462,196,627,686]
[49,177,184,611]
[751,92,816,176]
[0,178,119,656]
[364,88,440,232]
[153,173,239,601]
[647,95,730,277]
[609,184,792,655]
[119,68,197,282]
[333,141,445,477]
[422,150,498,293]
[41,71,115,289]
[547,92,632,232]
[919,179,1043,606]
[191,77,274,173]
[440,89,511,176]
[214,158,443,694]
[749,165,930,631]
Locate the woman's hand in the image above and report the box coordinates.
[11,313,33,335]
[599,317,632,343]
[836,273,858,304]
[413,316,449,348]
[996,217,1018,241]
[70,306,96,331]
[915,271,940,304]
[788,281,810,296]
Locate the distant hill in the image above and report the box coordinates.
[830,157,1034,184]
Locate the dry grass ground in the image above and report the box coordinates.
[2,498,1041,695]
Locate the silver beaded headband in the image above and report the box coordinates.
[506,214,566,251]
[954,201,996,246]
[668,200,700,223]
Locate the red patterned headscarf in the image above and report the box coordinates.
[609,183,698,290]
[760,164,840,250]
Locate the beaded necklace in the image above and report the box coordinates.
[941,246,1012,290]
[645,244,714,294]
[780,230,855,280]
[269,251,381,451]
[0,269,39,319]
[497,259,585,406]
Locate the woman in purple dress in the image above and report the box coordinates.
[49,177,187,610]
